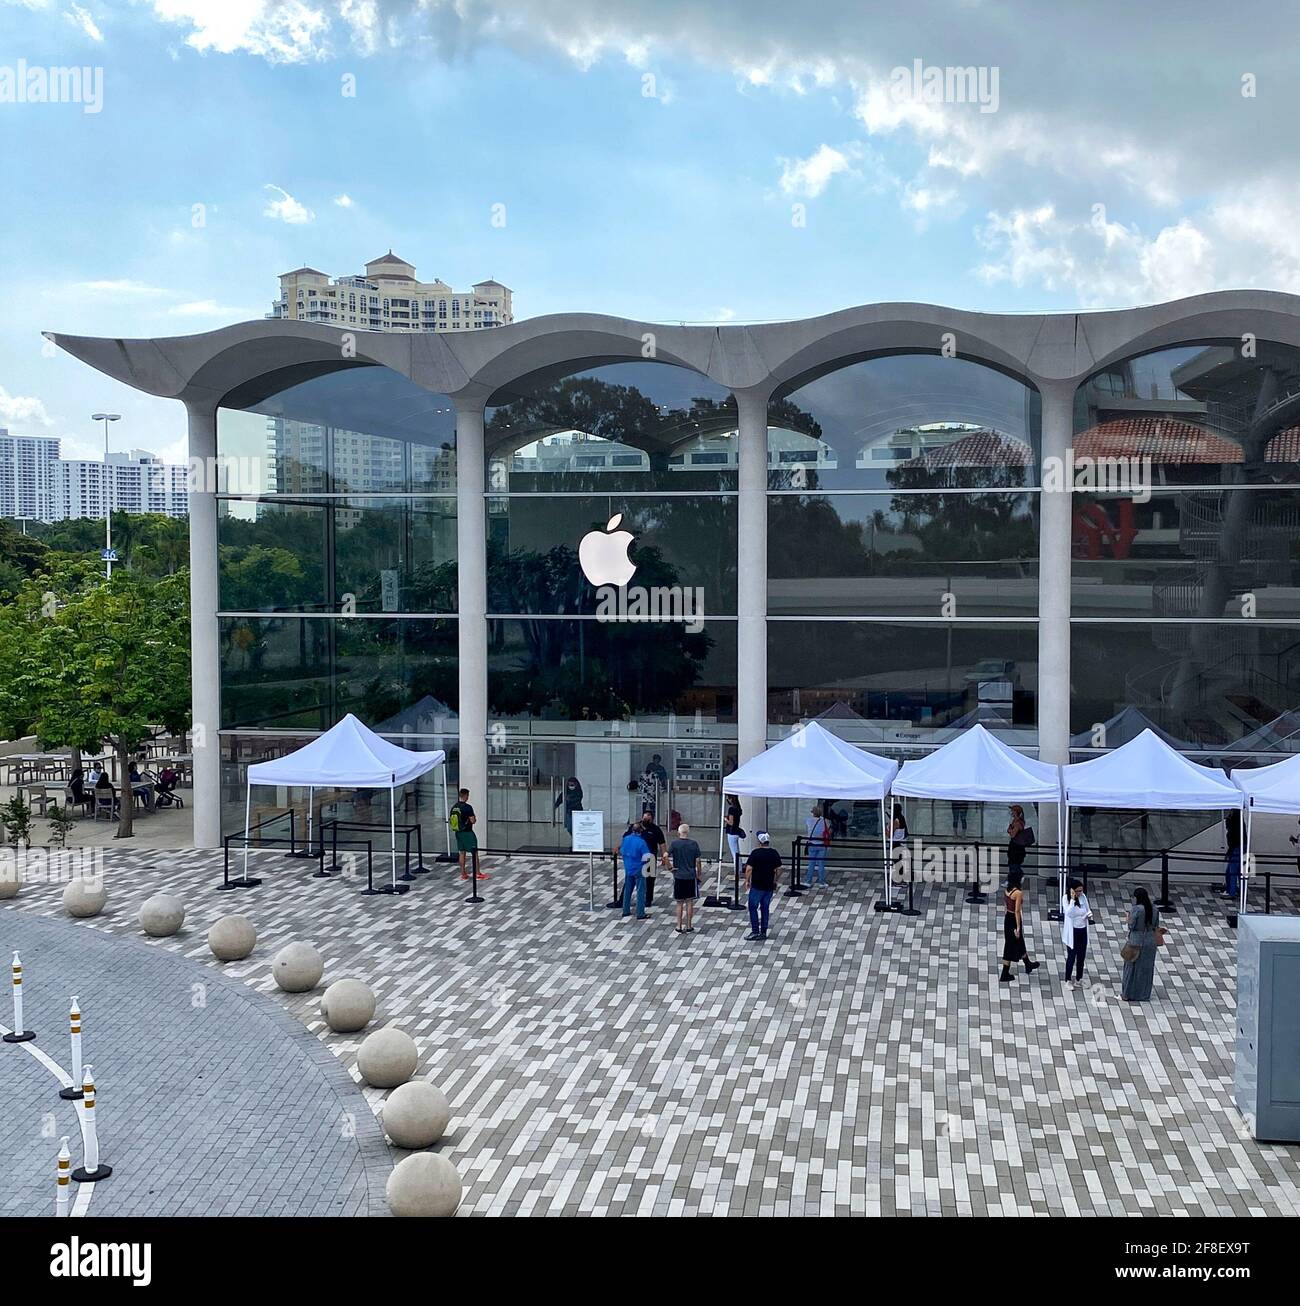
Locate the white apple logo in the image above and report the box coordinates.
[579,513,637,587]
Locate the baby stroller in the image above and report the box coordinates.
[154,766,185,809]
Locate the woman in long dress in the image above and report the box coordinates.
[999,867,1041,983]
[1120,886,1160,1001]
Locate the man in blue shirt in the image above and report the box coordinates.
[620,824,651,920]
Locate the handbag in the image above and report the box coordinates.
[1120,942,1140,962]
[1155,927,1168,947]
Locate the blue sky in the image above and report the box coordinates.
[4,0,1300,461]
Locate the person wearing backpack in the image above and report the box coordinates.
[450,788,489,882]
[804,804,831,887]
[724,797,746,872]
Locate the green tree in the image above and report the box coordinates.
[0,565,191,839]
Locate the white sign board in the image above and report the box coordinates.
[571,810,604,853]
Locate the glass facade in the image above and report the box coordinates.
[1071,341,1300,763]
[202,332,1300,854]
[482,360,739,848]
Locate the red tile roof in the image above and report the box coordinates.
[1077,417,1300,463]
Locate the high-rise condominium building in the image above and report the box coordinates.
[0,430,60,521]
[53,449,189,521]
[270,251,513,333]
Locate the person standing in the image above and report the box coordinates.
[1007,805,1035,876]
[805,804,831,887]
[1223,809,1242,899]
[554,776,583,835]
[743,831,782,941]
[450,788,488,881]
[1120,887,1160,1002]
[669,822,702,934]
[1061,879,1091,984]
[999,866,1041,982]
[724,795,745,869]
[950,800,969,834]
[639,810,667,907]
[619,823,651,920]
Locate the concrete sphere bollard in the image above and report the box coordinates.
[139,892,186,937]
[0,865,20,899]
[357,1027,418,1088]
[386,1152,462,1217]
[63,877,107,918]
[320,978,376,1033]
[208,914,257,962]
[382,1080,451,1149]
[273,941,324,993]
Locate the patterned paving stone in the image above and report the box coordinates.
[2,849,1297,1217]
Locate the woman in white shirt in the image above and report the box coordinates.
[1061,879,1091,985]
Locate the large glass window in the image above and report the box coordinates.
[1072,487,1300,619]
[217,365,456,494]
[769,354,1041,491]
[487,618,737,731]
[768,621,1039,742]
[769,492,1037,616]
[1075,341,1300,487]
[219,617,457,731]
[1070,622,1300,752]
[218,500,328,612]
[485,361,738,493]
[487,494,737,615]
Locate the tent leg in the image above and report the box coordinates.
[234,784,262,889]
[1238,805,1250,919]
[375,783,409,896]
[873,794,894,913]
[965,798,988,905]
[436,763,455,862]
[705,800,726,907]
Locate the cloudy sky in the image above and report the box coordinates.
[4,0,1300,460]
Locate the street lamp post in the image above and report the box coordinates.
[91,413,120,577]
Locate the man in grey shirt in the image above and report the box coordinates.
[668,823,702,934]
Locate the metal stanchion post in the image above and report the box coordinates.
[727,845,745,910]
[71,1066,111,1182]
[3,951,35,1043]
[1155,848,1176,913]
[59,997,83,1100]
[316,820,337,878]
[581,852,597,912]
[607,850,622,909]
[465,848,484,904]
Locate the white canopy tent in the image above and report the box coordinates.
[721,721,899,896]
[242,714,449,892]
[1063,729,1243,907]
[893,723,1064,904]
[1231,752,1300,912]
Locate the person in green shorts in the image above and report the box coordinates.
[450,788,489,881]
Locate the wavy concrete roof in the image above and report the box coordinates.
[44,290,1300,410]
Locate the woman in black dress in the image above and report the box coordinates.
[999,866,1041,983]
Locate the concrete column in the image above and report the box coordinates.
[735,387,771,827]
[1037,379,1075,766]
[454,395,489,843]
[185,401,221,849]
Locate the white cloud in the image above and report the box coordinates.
[262,183,315,224]
[332,192,355,208]
[0,386,57,431]
[778,143,853,199]
[167,299,253,318]
[76,279,170,295]
[65,2,103,40]
[149,0,331,63]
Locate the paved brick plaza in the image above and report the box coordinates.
[2,850,1298,1217]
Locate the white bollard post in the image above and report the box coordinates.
[3,950,35,1043]
[59,997,84,1100]
[55,1137,71,1216]
[71,1064,112,1182]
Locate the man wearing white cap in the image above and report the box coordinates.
[743,831,782,941]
